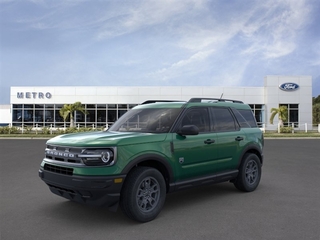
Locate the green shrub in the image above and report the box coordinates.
[55,128,66,134]
[280,127,294,133]
[0,126,21,134]
[77,127,91,132]
[0,126,102,135]
[65,127,78,133]
[7,126,20,134]
[23,126,33,134]
[0,126,9,134]
[41,127,51,134]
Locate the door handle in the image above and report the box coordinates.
[204,139,215,144]
[235,136,244,141]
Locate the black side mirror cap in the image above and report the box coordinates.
[177,125,199,136]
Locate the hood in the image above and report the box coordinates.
[46,131,168,147]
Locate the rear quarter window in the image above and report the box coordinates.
[233,109,258,128]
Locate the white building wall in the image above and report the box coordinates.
[5,76,313,130]
[10,86,264,104]
[0,105,11,125]
[264,75,312,130]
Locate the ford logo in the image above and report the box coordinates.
[279,83,299,91]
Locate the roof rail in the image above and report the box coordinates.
[141,100,186,105]
[188,98,243,104]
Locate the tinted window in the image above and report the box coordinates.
[232,109,250,128]
[237,109,257,127]
[211,108,237,132]
[180,108,210,132]
[109,108,181,133]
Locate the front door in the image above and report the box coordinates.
[171,107,219,181]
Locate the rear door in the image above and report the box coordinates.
[209,107,245,171]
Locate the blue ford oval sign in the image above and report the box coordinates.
[279,83,299,91]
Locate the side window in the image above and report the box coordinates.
[211,107,237,132]
[237,109,258,127]
[231,109,251,128]
[180,108,210,133]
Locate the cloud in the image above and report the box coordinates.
[310,41,320,66]
[149,49,215,79]
[141,0,312,84]
[240,0,312,59]
[95,0,206,40]
[1,0,319,105]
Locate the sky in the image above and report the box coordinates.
[0,0,319,104]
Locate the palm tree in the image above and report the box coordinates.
[59,102,87,128]
[313,103,320,124]
[270,106,288,127]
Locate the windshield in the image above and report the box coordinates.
[109,108,182,133]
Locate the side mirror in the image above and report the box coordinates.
[177,125,199,136]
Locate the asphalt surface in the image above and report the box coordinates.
[1,139,320,240]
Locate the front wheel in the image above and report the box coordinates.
[120,167,166,222]
[233,153,261,192]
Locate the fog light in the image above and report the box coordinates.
[114,178,123,183]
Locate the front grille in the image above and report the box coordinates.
[45,145,84,165]
[44,163,73,176]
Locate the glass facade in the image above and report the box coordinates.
[249,104,265,127]
[12,103,267,128]
[279,104,299,127]
[12,104,138,128]
[5,77,312,131]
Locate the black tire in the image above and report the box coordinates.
[233,153,261,192]
[120,167,166,222]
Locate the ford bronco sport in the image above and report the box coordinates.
[39,98,264,222]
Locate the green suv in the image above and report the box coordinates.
[39,98,264,222]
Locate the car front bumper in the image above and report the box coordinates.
[39,168,126,211]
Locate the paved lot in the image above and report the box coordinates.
[1,139,320,240]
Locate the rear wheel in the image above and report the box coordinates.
[120,167,166,222]
[234,153,261,192]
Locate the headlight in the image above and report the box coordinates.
[101,151,112,163]
[78,148,116,166]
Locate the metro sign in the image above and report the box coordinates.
[16,92,52,99]
[279,83,299,91]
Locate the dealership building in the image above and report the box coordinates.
[0,75,314,131]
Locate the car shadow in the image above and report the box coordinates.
[164,182,239,210]
[38,182,240,225]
